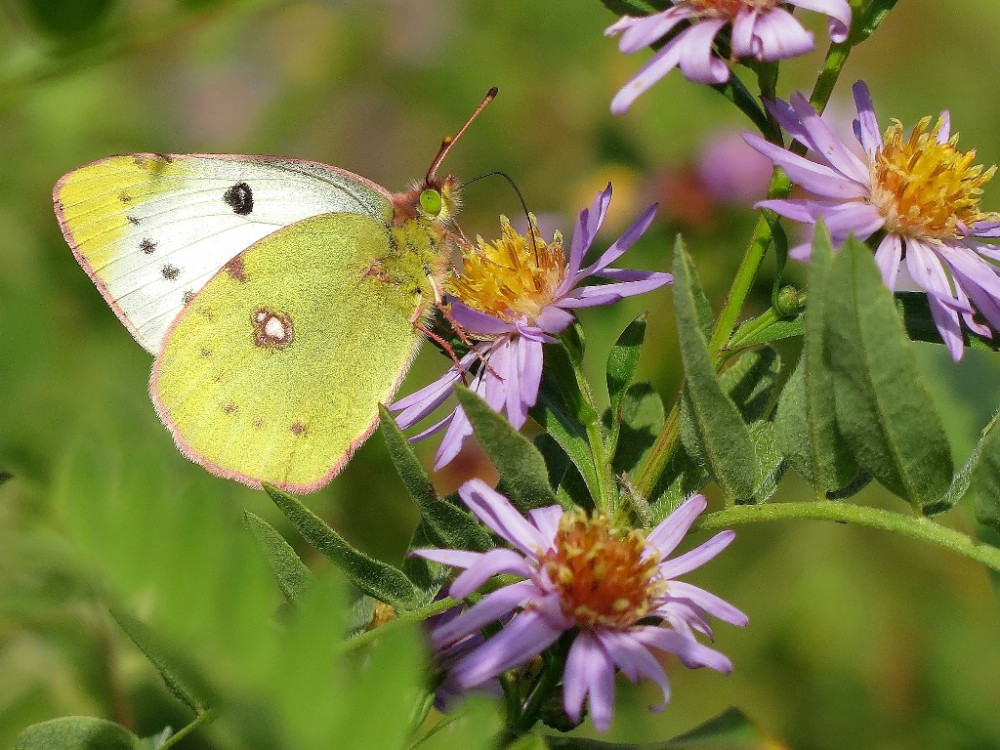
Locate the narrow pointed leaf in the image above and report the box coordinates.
[719,346,780,424]
[611,382,665,476]
[776,229,857,493]
[14,717,145,750]
[607,314,647,411]
[243,511,314,604]
[824,237,953,507]
[379,405,492,551]
[534,381,601,501]
[455,386,559,511]
[896,291,999,352]
[108,606,211,712]
[265,484,423,610]
[546,707,771,747]
[731,310,804,349]
[673,239,758,500]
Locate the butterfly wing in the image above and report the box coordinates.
[54,153,392,353]
[150,212,425,493]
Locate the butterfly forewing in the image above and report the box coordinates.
[150,213,425,493]
[55,154,392,353]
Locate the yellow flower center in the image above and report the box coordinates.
[539,511,664,630]
[869,116,999,241]
[447,215,566,323]
[689,0,777,20]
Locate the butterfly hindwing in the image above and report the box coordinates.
[54,153,393,353]
[150,212,425,492]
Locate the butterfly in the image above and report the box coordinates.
[53,89,496,493]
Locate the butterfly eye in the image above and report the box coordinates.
[419,188,443,216]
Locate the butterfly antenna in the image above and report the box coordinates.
[460,170,540,264]
[426,87,498,182]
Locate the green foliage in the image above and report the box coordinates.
[264,484,423,610]
[544,708,770,748]
[823,237,953,508]
[243,511,315,604]
[13,716,152,750]
[18,0,117,37]
[970,417,1000,533]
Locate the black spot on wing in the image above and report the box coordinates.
[182,290,196,305]
[127,215,140,226]
[161,264,180,280]
[224,182,254,215]
[140,238,157,254]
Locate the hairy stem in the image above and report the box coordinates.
[340,597,458,654]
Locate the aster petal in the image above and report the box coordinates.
[611,33,691,113]
[458,479,551,556]
[577,202,659,281]
[743,133,867,198]
[954,282,994,338]
[528,505,564,544]
[927,291,965,362]
[665,581,749,627]
[755,197,883,241]
[646,494,708,557]
[510,337,543,426]
[905,239,958,306]
[936,244,1000,330]
[658,529,736,579]
[873,232,903,290]
[448,300,518,336]
[676,18,730,83]
[788,0,851,42]
[557,274,673,308]
[412,548,483,569]
[766,97,809,143]
[729,9,758,58]
[533,305,575,334]
[850,80,883,159]
[970,220,1000,239]
[452,607,564,689]
[632,626,733,674]
[564,186,612,283]
[432,580,539,647]
[748,8,815,61]
[450,548,535,599]
[594,268,672,283]
[411,409,454,443]
[434,406,473,469]
[563,631,617,731]
[595,630,671,712]
[787,92,869,183]
[607,7,694,53]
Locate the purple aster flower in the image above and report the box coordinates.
[390,184,671,468]
[413,480,747,732]
[606,0,851,113]
[744,81,1000,361]
[426,599,504,711]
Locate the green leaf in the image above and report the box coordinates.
[719,346,780,424]
[243,511,314,604]
[379,406,492,552]
[611,382,665,476]
[109,606,211,713]
[599,0,662,18]
[775,229,857,494]
[546,707,772,747]
[650,444,709,522]
[745,421,785,505]
[19,0,116,37]
[265,484,423,610]
[824,237,953,508]
[673,239,758,501]
[455,387,558,511]
[730,310,804,349]
[0,470,13,486]
[606,314,647,412]
[970,418,1000,533]
[534,378,601,502]
[14,717,145,750]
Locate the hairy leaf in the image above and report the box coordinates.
[244,511,314,604]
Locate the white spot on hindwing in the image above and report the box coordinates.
[251,308,294,350]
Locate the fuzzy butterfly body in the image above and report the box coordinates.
[55,149,463,492]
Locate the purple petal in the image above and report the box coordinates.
[658,530,736,579]
[452,608,564,689]
[873,233,902,290]
[596,629,671,711]
[558,274,672,308]
[786,92,869,182]
[928,293,965,362]
[729,9,759,58]
[434,406,473,469]
[451,548,535,599]
[611,34,687,113]
[789,0,852,42]
[565,186,612,281]
[850,80,882,158]
[646,494,707,557]
[743,133,867,198]
[632,626,733,674]
[665,581,748,627]
[412,548,482,569]
[607,7,693,53]
[528,505,564,544]
[676,18,730,84]
[448,300,517,336]
[431,580,539,647]
[533,305,575,334]
[748,8,815,61]
[575,202,659,282]
[595,268,673,283]
[458,479,551,556]
[562,631,617,731]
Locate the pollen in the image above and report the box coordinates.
[539,511,664,630]
[870,116,1000,241]
[690,0,777,19]
[448,215,566,323]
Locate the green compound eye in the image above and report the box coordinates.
[419,188,443,216]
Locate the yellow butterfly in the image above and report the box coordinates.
[54,90,496,493]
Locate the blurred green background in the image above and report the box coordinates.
[2,0,1000,747]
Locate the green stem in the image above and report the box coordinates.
[709,74,775,139]
[587,418,616,513]
[695,502,1000,573]
[340,597,458,654]
[511,638,570,735]
[160,709,218,750]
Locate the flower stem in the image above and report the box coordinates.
[339,597,458,654]
[695,502,1000,573]
[160,709,218,750]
